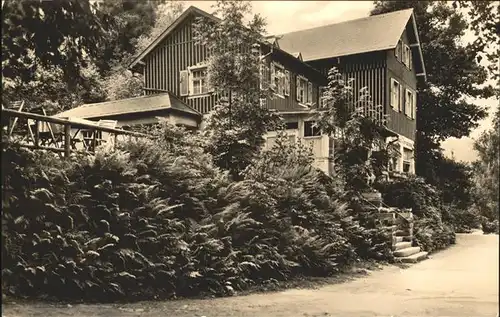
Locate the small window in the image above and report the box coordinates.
[403,45,411,69]
[395,40,402,61]
[285,122,298,130]
[271,62,287,97]
[405,88,415,118]
[296,76,311,105]
[390,79,401,111]
[191,68,208,95]
[403,148,413,173]
[304,121,321,137]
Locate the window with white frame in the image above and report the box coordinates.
[405,88,416,119]
[395,40,402,61]
[270,62,288,97]
[304,121,321,137]
[190,67,209,95]
[319,86,328,107]
[296,76,312,105]
[403,45,412,69]
[390,78,401,111]
[402,147,413,173]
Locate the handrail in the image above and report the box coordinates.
[1,108,151,138]
[359,195,412,223]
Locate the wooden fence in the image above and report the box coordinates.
[1,108,151,157]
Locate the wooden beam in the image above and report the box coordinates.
[416,73,426,77]
[64,124,71,158]
[1,108,151,138]
[34,120,40,148]
[409,43,420,48]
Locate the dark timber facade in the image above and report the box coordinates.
[67,5,427,176]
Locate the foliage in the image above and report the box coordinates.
[482,219,499,235]
[93,0,167,74]
[371,1,494,186]
[431,158,475,210]
[413,217,456,253]
[449,208,482,233]
[102,1,186,101]
[1,0,110,86]
[315,67,398,192]
[2,127,396,302]
[472,105,500,223]
[1,0,111,111]
[194,0,281,180]
[453,1,500,81]
[375,176,443,219]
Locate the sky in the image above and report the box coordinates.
[185,1,498,162]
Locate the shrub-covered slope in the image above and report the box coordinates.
[1,133,393,302]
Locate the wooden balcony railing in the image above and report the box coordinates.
[1,108,150,157]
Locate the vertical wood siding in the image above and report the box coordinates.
[309,54,387,124]
[142,13,323,115]
[385,29,418,140]
[308,51,416,140]
[144,15,216,114]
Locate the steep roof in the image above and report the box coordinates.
[128,6,324,79]
[129,6,217,69]
[54,93,201,119]
[276,9,415,62]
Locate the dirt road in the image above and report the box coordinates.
[3,233,498,317]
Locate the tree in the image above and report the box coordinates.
[2,0,110,87]
[103,1,185,101]
[473,104,500,221]
[1,0,110,111]
[93,0,165,75]
[371,1,497,185]
[193,1,281,180]
[315,67,398,192]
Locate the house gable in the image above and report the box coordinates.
[275,9,426,81]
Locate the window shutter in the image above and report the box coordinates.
[409,48,413,70]
[284,70,290,96]
[307,82,312,104]
[399,84,404,112]
[412,93,417,119]
[180,70,189,96]
[296,76,300,102]
[270,63,276,90]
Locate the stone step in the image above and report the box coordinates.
[393,236,404,243]
[393,246,421,257]
[397,251,429,263]
[395,229,411,236]
[393,241,412,251]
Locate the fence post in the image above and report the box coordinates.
[64,123,71,158]
[34,120,40,148]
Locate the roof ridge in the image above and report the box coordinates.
[276,8,413,37]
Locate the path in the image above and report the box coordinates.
[3,233,498,317]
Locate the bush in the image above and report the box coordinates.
[482,219,499,234]
[375,176,443,218]
[449,208,482,233]
[413,217,456,253]
[2,133,382,302]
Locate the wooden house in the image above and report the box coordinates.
[56,6,426,176]
[128,6,333,173]
[274,8,426,174]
